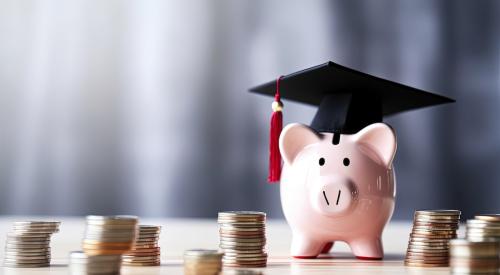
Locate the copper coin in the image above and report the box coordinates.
[404,261,448,267]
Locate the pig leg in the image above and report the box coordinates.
[291,234,324,259]
[320,242,334,254]
[348,237,383,260]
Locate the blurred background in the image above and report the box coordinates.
[0,0,498,219]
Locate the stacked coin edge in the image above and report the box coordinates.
[218,211,267,268]
[69,251,122,274]
[184,249,223,275]
[122,225,161,266]
[405,210,461,267]
[82,215,138,256]
[3,221,60,268]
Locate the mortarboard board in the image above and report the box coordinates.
[250,61,454,135]
[249,61,454,182]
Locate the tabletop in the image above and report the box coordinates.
[0,217,458,274]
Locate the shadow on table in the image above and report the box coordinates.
[278,252,406,266]
[319,252,405,261]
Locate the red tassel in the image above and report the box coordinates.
[268,76,284,183]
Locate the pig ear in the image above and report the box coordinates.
[354,123,397,168]
[279,123,321,165]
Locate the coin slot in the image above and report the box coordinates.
[332,132,340,145]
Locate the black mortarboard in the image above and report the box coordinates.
[250,61,454,135]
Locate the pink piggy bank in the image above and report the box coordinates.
[279,122,397,259]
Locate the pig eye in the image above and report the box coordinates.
[319,158,325,166]
[343,158,350,166]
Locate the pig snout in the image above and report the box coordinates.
[312,176,358,216]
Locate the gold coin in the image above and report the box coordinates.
[83,242,132,247]
[475,214,500,222]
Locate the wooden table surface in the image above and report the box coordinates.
[0,216,458,274]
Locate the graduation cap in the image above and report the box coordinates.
[249,61,454,182]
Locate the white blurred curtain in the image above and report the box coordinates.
[0,0,332,216]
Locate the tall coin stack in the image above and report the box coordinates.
[69,251,122,274]
[122,225,161,266]
[466,214,500,241]
[405,210,461,267]
[82,216,138,256]
[218,211,267,268]
[3,221,60,268]
[450,239,500,274]
[183,249,223,275]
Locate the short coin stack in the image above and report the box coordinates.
[69,251,122,274]
[183,249,223,275]
[122,225,161,266]
[218,211,267,268]
[466,214,500,241]
[3,221,60,268]
[405,210,461,267]
[82,215,138,256]
[449,239,500,274]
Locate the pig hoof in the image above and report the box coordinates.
[321,242,334,254]
[293,255,318,259]
[291,236,324,258]
[356,256,383,260]
[349,238,383,260]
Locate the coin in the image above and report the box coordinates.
[404,261,448,267]
[218,211,266,218]
[405,210,461,268]
[122,224,161,266]
[415,210,461,216]
[82,215,138,258]
[450,222,500,273]
[218,211,267,268]
[69,251,122,274]
[475,214,500,222]
[183,249,223,274]
[3,220,60,268]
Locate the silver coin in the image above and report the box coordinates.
[13,221,60,226]
[4,247,50,253]
[3,255,50,260]
[86,215,138,225]
[184,249,224,259]
[220,237,265,242]
[218,211,266,217]
[415,210,461,216]
[3,262,50,268]
[221,248,264,253]
[5,245,50,249]
[3,259,50,264]
[220,241,265,246]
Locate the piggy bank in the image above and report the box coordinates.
[279,122,397,259]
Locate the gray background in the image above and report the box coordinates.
[0,0,498,220]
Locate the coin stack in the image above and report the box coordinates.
[404,210,461,267]
[3,221,60,268]
[82,215,138,256]
[122,225,161,266]
[184,249,223,275]
[218,211,267,268]
[69,251,122,275]
[449,239,500,274]
[466,214,500,241]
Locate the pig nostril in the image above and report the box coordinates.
[336,190,341,205]
[322,191,330,205]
